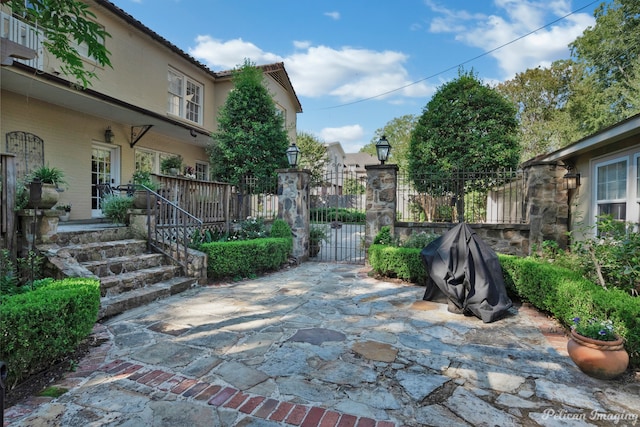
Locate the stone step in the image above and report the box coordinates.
[65,239,148,262]
[55,226,132,245]
[100,265,182,297]
[82,253,167,277]
[99,276,197,320]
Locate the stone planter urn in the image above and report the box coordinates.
[133,190,157,209]
[567,330,629,380]
[27,183,59,209]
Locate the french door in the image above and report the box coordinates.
[91,143,120,217]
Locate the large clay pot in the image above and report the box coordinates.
[27,183,59,209]
[567,329,629,380]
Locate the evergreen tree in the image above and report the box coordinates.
[209,60,290,191]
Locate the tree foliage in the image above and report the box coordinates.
[208,60,290,190]
[361,114,417,171]
[6,0,112,87]
[408,70,520,192]
[568,0,640,133]
[496,61,579,160]
[296,131,328,186]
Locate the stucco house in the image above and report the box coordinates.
[540,112,640,239]
[1,0,302,221]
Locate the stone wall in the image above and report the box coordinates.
[365,161,567,257]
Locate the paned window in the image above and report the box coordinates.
[167,68,203,125]
[195,161,209,181]
[596,158,627,221]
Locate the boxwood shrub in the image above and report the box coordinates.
[201,237,292,279]
[0,277,100,388]
[369,245,640,368]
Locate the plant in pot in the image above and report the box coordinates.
[567,316,629,380]
[160,155,183,176]
[131,170,159,209]
[26,165,67,209]
[55,204,72,221]
[309,224,329,257]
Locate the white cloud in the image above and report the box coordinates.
[426,0,594,78]
[190,38,433,102]
[324,11,340,20]
[189,36,282,70]
[320,125,365,152]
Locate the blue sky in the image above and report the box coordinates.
[110,0,601,153]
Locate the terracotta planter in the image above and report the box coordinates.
[567,329,629,380]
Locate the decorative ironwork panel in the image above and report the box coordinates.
[5,131,44,181]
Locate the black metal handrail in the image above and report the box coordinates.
[138,186,203,274]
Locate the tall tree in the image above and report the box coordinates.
[296,131,328,187]
[208,60,290,190]
[569,0,640,130]
[360,114,417,171]
[496,61,578,160]
[409,70,520,183]
[5,0,111,87]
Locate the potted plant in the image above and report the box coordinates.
[101,194,133,225]
[160,155,183,176]
[55,204,72,221]
[131,170,159,209]
[567,316,629,379]
[309,224,329,257]
[26,165,67,209]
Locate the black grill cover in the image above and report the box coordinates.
[420,223,512,323]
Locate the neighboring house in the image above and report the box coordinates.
[343,152,378,181]
[321,142,346,195]
[540,112,640,238]
[0,0,302,221]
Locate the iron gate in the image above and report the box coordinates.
[309,168,366,264]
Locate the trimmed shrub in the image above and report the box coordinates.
[369,244,426,285]
[270,219,293,238]
[0,278,100,388]
[201,237,291,279]
[310,207,365,223]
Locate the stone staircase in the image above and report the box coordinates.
[39,225,199,320]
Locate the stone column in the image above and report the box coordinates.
[522,160,569,253]
[364,164,399,249]
[277,168,311,261]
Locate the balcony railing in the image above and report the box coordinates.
[1,11,44,70]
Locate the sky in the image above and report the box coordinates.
[109,0,602,153]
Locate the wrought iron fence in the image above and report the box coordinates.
[397,169,527,224]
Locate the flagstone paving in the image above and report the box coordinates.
[4,263,640,426]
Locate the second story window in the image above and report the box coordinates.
[168,68,203,125]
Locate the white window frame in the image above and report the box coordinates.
[195,160,209,181]
[168,67,203,125]
[591,153,640,230]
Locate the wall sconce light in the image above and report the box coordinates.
[286,143,300,168]
[563,170,580,190]
[104,126,115,143]
[376,135,391,165]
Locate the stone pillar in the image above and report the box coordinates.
[128,209,155,240]
[277,168,311,261]
[365,164,399,249]
[17,209,60,254]
[522,161,569,253]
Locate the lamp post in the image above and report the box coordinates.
[376,135,391,165]
[286,143,300,168]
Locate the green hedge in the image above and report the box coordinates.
[369,245,640,368]
[201,237,292,279]
[0,278,100,388]
[310,208,366,223]
[368,244,427,285]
